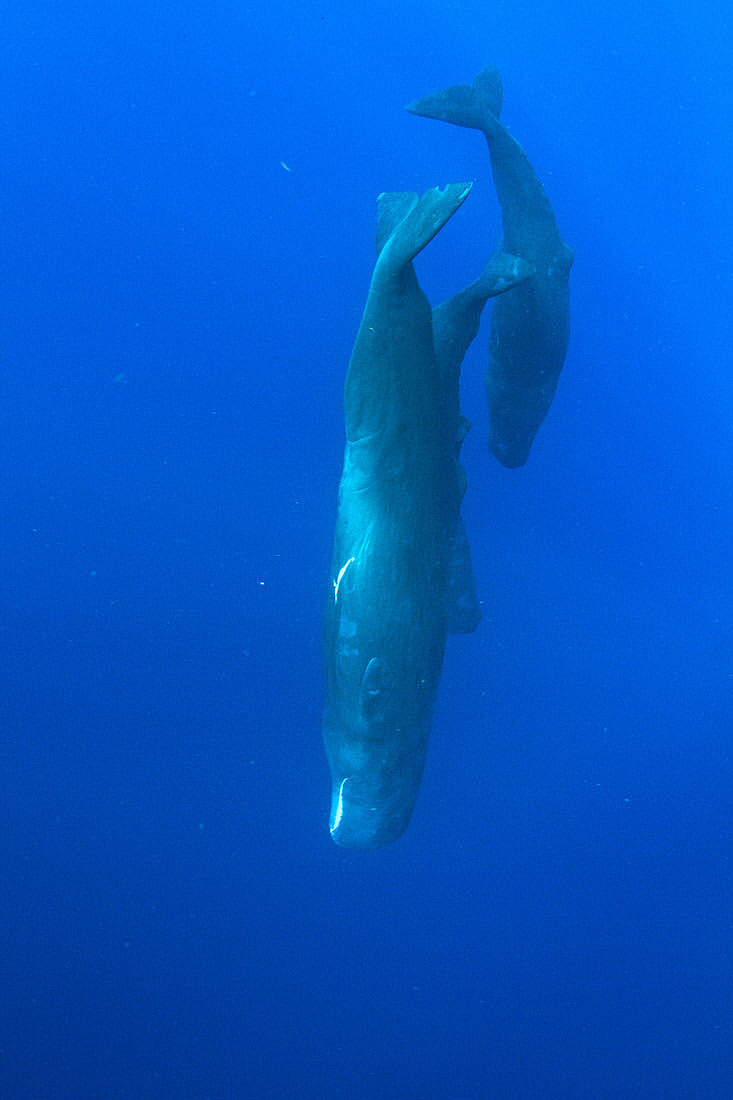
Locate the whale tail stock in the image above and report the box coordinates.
[406,65,503,131]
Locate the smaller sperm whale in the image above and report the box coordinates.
[408,66,573,468]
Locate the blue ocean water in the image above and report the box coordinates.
[1,2,730,1096]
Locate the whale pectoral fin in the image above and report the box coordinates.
[445,515,481,634]
[456,414,470,445]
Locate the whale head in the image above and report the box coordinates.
[326,769,420,850]
[322,649,441,850]
[322,527,448,850]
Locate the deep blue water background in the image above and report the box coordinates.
[1,2,730,1097]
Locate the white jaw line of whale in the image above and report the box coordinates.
[331,778,349,833]
[333,557,355,604]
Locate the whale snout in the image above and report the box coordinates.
[328,776,415,850]
[490,435,532,469]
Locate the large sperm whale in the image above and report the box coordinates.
[322,186,532,849]
[408,66,573,468]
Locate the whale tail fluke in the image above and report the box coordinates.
[377,183,473,271]
[477,247,535,298]
[477,248,534,297]
[376,191,419,256]
[407,65,502,131]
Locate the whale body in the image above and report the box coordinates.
[322,184,472,849]
[322,185,532,849]
[431,248,534,628]
[408,66,573,468]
